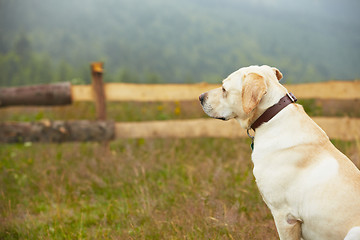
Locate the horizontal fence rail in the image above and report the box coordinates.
[71,81,360,102]
[1,117,359,143]
[115,117,360,141]
[0,120,114,143]
[1,81,359,106]
[0,82,72,107]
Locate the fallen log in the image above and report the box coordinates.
[0,120,115,143]
[0,82,72,107]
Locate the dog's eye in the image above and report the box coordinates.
[222,87,228,97]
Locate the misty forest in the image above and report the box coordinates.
[0,0,359,86]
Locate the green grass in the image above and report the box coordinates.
[0,139,277,239]
[1,99,359,123]
[0,101,207,122]
[1,139,359,239]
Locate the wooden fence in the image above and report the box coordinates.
[71,81,360,102]
[0,63,359,143]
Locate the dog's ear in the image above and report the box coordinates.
[273,67,283,81]
[242,73,267,115]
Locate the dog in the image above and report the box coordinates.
[199,65,360,240]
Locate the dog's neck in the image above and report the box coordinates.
[248,103,329,154]
[251,93,297,130]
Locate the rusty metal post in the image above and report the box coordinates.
[91,62,106,120]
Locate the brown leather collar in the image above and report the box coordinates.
[251,93,297,131]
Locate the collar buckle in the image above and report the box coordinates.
[287,92,297,103]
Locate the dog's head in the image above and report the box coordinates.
[199,65,287,129]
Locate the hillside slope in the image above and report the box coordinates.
[0,0,359,86]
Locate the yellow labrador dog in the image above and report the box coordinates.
[199,65,360,240]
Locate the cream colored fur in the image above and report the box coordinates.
[199,65,360,240]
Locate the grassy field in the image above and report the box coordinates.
[0,101,205,123]
[0,139,270,239]
[1,138,359,239]
[0,99,359,123]
[1,99,360,239]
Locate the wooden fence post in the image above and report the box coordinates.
[91,62,106,120]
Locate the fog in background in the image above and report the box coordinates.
[0,0,359,86]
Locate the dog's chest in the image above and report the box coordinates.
[251,151,339,210]
[252,159,298,208]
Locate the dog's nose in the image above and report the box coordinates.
[199,93,207,104]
